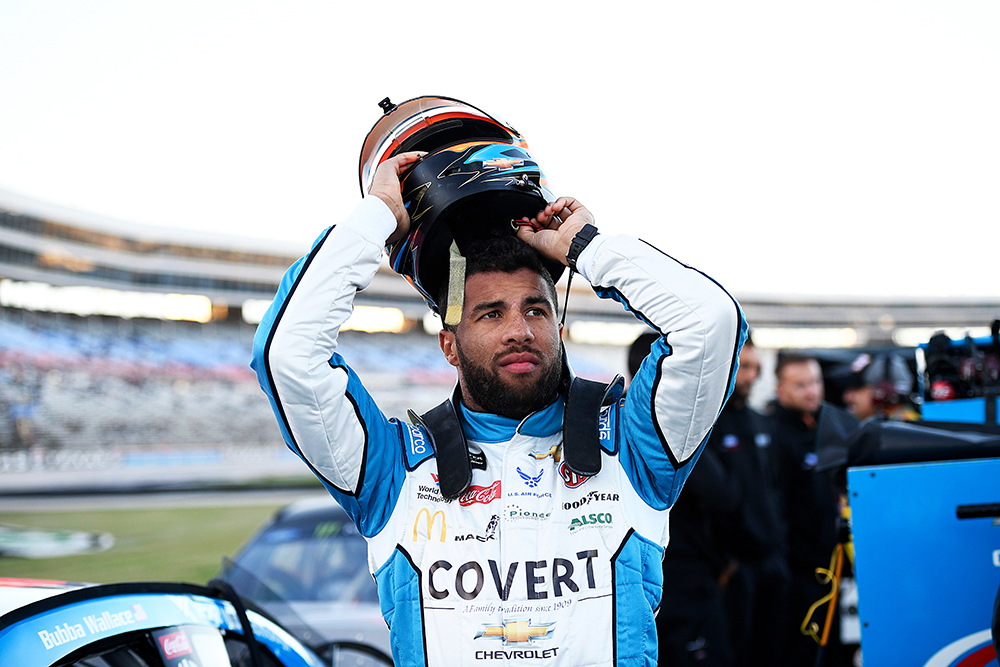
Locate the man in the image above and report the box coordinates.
[708,336,788,667]
[769,355,846,666]
[841,352,919,422]
[251,151,746,667]
[624,332,741,666]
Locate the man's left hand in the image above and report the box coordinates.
[515,197,597,267]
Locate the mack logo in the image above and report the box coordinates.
[413,508,446,542]
[517,467,544,488]
[568,513,612,532]
[427,550,598,601]
[476,619,555,643]
[456,515,498,542]
[459,480,501,506]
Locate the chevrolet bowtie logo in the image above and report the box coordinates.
[482,157,524,171]
[476,620,555,644]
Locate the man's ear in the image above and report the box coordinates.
[439,329,460,368]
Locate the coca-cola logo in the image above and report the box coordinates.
[157,631,191,658]
[459,480,501,506]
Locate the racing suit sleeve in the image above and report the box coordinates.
[579,234,747,510]
[250,196,407,536]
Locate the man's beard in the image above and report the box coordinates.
[455,340,563,420]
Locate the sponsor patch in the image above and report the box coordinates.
[517,467,544,488]
[459,480,502,506]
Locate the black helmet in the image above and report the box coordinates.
[358,96,564,313]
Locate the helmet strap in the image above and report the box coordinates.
[560,269,573,330]
[444,240,467,326]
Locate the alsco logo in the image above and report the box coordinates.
[568,513,612,532]
[459,480,502,506]
[413,508,446,542]
[476,619,555,643]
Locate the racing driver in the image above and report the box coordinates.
[251,150,747,666]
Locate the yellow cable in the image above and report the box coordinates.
[800,544,845,646]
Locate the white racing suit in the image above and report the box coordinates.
[251,196,747,667]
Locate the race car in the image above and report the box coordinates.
[0,576,390,667]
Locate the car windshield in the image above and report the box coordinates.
[234,516,377,604]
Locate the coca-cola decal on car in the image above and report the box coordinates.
[157,630,192,658]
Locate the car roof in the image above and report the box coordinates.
[0,580,326,667]
[269,495,351,526]
[0,579,89,618]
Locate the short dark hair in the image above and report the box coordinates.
[775,352,817,380]
[439,236,558,331]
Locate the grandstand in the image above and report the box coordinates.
[1,187,996,463]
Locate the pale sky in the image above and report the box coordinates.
[1,0,998,299]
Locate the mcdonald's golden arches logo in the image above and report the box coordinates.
[413,508,446,542]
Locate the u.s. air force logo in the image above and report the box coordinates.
[476,619,555,644]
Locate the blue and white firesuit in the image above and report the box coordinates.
[251,196,747,667]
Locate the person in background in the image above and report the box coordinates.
[769,354,850,666]
[708,334,789,667]
[629,333,738,667]
[841,352,919,422]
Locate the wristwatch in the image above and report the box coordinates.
[566,224,600,273]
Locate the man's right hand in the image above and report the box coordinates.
[368,151,425,244]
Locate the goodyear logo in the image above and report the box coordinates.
[413,508,446,542]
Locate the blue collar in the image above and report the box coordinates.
[458,397,564,443]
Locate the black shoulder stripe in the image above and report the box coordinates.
[638,239,744,413]
[594,241,744,467]
[259,227,358,493]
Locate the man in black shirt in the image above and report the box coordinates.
[770,354,848,666]
[709,336,789,667]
